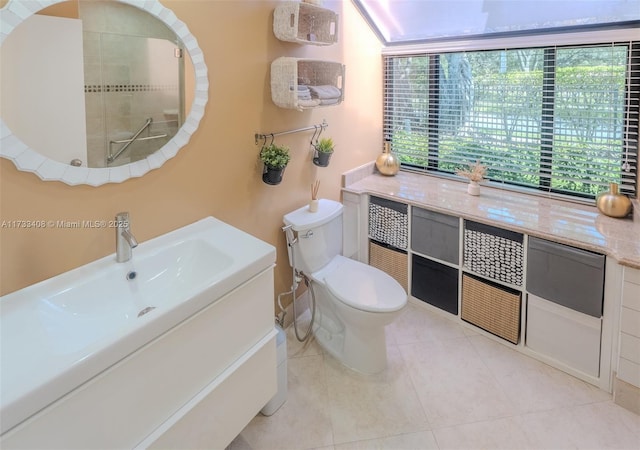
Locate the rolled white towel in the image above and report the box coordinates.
[308,85,341,100]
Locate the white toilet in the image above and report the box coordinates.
[283,199,407,374]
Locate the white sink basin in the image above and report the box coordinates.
[0,217,275,434]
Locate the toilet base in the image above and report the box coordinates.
[313,313,389,374]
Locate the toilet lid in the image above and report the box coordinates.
[324,258,407,313]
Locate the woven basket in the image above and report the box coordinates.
[368,197,408,250]
[271,57,345,111]
[369,241,408,292]
[273,1,339,45]
[463,221,524,286]
[461,274,521,344]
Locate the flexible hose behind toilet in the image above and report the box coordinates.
[277,225,316,342]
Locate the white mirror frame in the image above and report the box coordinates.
[0,0,208,186]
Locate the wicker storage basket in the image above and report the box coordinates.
[271,57,345,111]
[461,274,521,344]
[273,1,339,45]
[369,240,408,292]
[463,221,524,286]
[368,196,408,250]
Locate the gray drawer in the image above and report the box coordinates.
[411,207,459,264]
[527,237,605,317]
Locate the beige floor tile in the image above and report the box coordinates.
[234,354,333,450]
[433,416,539,450]
[513,401,640,449]
[387,303,467,345]
[324,346,430,444]
[468,334,611,413]
[235,305,639,450]
[334,431,438,449]
[400,337,515,428]
[286,309,325,359]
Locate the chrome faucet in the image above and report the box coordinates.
[115,212,138,263]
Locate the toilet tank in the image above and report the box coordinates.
[283,199,343,274]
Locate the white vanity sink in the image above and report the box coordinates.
[0,217,277,448]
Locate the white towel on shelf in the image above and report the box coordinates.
[319,98,340,105]
[297,85,312,100]
[308,85,341,100]
[298,98,321,107]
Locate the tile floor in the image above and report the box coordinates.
[230,302,640,450]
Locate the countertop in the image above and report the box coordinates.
[342,166,640,269]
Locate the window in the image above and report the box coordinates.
[384,40,639,199]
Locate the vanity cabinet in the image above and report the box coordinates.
[0,269,277,450]
[618,266,640,388]
[273,1,339,45]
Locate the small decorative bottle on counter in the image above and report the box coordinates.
[375,141,400,176]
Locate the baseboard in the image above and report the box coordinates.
[613,374,640,415]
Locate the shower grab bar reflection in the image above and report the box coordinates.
[110,134,168,145]
[108,118,167,163]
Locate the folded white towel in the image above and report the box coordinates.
[308,85,341,100]
[319,98,340,105]
[298,98,321,107]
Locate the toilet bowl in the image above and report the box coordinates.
[283,199,407,374]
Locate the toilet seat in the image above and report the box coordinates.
[319,256,407,313]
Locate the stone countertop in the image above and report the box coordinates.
[342,168,640,269]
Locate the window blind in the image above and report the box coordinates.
[383,41,639,199]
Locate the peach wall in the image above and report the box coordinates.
[0,0,383,304]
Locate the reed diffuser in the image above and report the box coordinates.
[310,180,320,212]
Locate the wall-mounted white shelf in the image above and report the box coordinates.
[271,57,345,111]
[273,1,338,46]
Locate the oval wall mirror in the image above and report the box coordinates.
[0,0,208,186]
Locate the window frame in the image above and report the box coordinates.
[382,27,639,201]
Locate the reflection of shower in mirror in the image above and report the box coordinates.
[0,0,188,169]
[86,30,185,168]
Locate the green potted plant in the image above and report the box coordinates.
[260,143,291,185]
[313,137,334,167]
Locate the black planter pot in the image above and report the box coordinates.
[313,151,333,167]
[262,165,285,185]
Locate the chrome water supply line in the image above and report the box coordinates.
[277,224,316,342]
